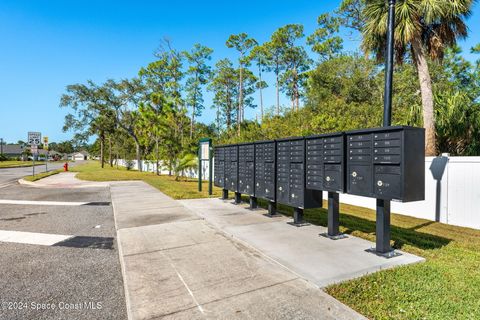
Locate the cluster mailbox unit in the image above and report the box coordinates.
[346,126,425,202]
[276,137,323,225]
[224,144,240,203]
[254,140,277,215]
[211,125,424,254]
[213,145,226,198]
[305,133,345,238]
[238,143,256,208]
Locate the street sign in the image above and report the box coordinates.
[200,142,209,160]
[43,136,49,150]
[31,145,38,153]
[28,132,41,146]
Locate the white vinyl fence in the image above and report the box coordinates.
[116,156,480,230]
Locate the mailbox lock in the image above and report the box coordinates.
[377,180,383,187]
[352,171,358,178]
[279,187,283,191]
[291,193,295,198]
[256,183,259,187]
[326,176,331,182]
[265,189,269,193]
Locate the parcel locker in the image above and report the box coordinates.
[346,126,425,202]
[254,140,276,202]
[238,143,255,196]
[305,133,345,193]
[275,137,323,209]
[213,146,225,188]
[224,145,239,193]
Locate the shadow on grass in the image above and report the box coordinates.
[246,196,451,252]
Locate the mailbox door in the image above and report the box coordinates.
[372,130,403,200]
[264,161,275,201]
[306,138,323,191]
[289,162,304,207]
[322,135,344,192]
[347,133,374,197]
[276,162,290,205]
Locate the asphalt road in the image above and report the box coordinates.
[0,162,67,188]
[0,183,127,320]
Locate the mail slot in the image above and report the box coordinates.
[345,126,425,202]
[224,144,239,192]
[276,137,322,209]
[305,133,345,193]
[214,146,225,188]
[238,143,255,196]
[254,140,276,202]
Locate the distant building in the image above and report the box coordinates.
[68,151,89,161]
[1,144,25,159]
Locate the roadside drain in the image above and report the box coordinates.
[53,236,114,249]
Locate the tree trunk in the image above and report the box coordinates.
[100,133,105,169]
[411,37,436,156]
[259,64,264,121]
[156,138,160,176]
[190,106,195,139]
[108,136,113,167]
[275,67,280,116]
[238,63,243,137]
[134,140,142,172]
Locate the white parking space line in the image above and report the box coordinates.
[0,230,72,246]
[0,199,88,206]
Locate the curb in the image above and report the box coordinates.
[110,183,134,320]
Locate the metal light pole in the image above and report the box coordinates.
[376,0,396,256]
[0,138,3,155]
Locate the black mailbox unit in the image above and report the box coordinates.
[346,126,425,202]
[254,140,277,214]
[214,145,225,188]
[224,144,240,203]
[276,137,323,225]
[214,145,228,199]
[238,143,256,207]
[305,133,345,193]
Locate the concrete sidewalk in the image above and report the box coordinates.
[180,198,425,288]
[111,182,366,320]
[19,172,110,188]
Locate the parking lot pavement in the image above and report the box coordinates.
[0,184,127,320]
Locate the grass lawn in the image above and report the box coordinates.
[71,161,480,319]
[23,169,62,182]
[0,161,44,168]
[71,161,223,199]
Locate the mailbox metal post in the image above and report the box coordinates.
[234,192,241,204]
[321,192,348,240]
[249,197,258,209]
[376,0,395,256]
[292,208,307,226]
[267,202,277,216]
[222,189,228,200]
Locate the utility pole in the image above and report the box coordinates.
[376,0,396,256]
[0,138,3,155]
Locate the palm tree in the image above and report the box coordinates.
[361,0,474,156]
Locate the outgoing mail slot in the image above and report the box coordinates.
[346,126,425,202]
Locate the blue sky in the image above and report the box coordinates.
[0,0,479,143]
